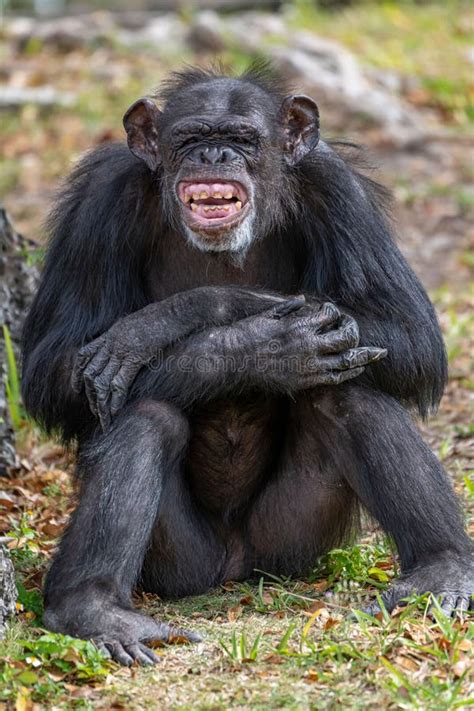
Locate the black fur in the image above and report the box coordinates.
[22,65,472,666]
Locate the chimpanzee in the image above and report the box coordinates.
[22,65,473,666]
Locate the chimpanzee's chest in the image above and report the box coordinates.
[186,393,287,516]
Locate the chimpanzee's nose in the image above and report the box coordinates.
[197,146,237,164]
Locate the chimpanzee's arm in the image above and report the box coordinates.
[125,301,385,415]
[299,142,447,417]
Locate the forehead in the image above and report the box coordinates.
[162,78,280,125]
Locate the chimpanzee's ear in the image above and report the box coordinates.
[280,95,320,165]
[123,98,163,172]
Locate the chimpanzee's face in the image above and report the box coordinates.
[124,75,320,254]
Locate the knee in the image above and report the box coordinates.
[125,399,190,447]
[312,384,404,424]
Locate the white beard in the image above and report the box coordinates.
[182,213,256,261]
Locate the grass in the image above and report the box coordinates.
[1,529,472,707]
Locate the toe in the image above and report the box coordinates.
[106,641,134,666]
[360,600,382,617]
[168,625,203,643]
[94,640,111,659]
[125,642,157,666]
[430,593,457,618]
[139,642,160,664]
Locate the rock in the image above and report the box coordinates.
[0,545,16,639]
[187,11,227,53]
[117,14,186,53]
[225,11,287,52]
[4,12,115,52]
[0,86,75,109]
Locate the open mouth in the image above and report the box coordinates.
[177,181,249,228]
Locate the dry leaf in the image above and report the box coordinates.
[239,595,253,606]
[227,604,243,622]
[324,617,339,631]
[394,655,419,672]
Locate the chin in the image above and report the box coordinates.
[182,215,255,256]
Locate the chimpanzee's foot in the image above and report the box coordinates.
[362,552,474,618]
[44,591,201,666]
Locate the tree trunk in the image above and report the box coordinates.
[0,544,16,636]
[0,207,39,476]
[0,206,39,635]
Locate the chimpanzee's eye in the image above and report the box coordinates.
[232,135,257,151]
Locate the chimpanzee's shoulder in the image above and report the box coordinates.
[73,141,144,177]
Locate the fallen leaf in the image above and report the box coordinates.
[227,604,243,622]
[324,617,339,631]
[239,595,253,606]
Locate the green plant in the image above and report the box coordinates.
[311,542,395,591]
[0,631,112,703]
[2,325,25,431]
[220,629,263,662]
[6,512,45,571]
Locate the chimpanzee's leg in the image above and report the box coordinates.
[43,400,216,665]
[248,386,473,614]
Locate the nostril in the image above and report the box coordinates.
[199,148,210,164]
[194,146,238,165]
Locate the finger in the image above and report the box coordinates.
[323,347,387,371]
[94,358,121,431]
[109,364,137,419]
[72,340,103,392]
[83,351,110,418]
[313,366,365,386]
[77,339,102,367]
[313,302,341,331]
[105,641,134,666]
[71,346,103,393]
[124,642,157,666]
[269,295,306,319]
[317,315,360,354]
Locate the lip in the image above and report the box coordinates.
[177,179,250,234]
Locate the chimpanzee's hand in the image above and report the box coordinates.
[237,301,387,391]
[72,318,152,431]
